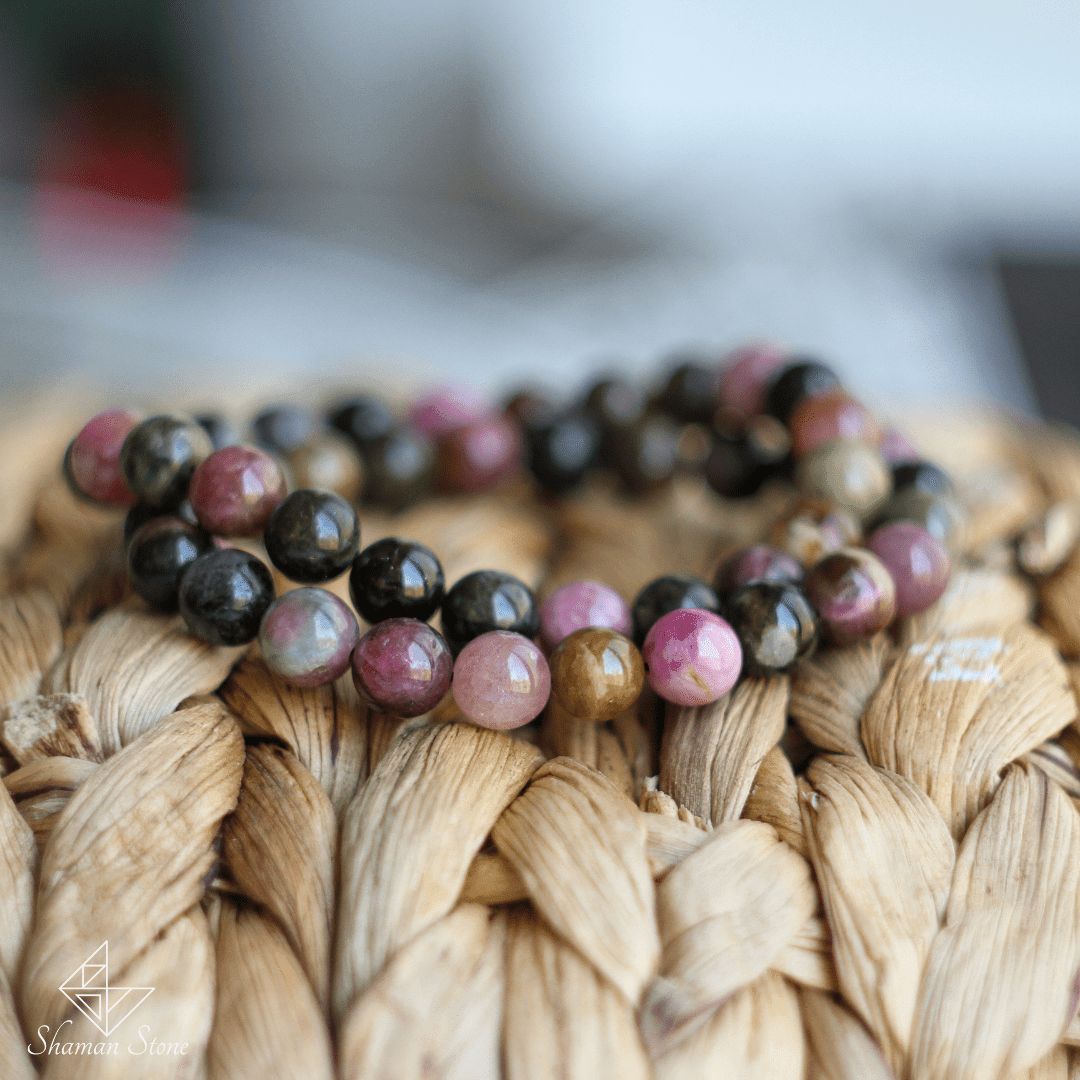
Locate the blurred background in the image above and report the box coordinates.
[0,0,1077,418]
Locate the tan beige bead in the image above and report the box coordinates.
[549,627,644,722]
[286,432,364,501]
[794,438,892,520]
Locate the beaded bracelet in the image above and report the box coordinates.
[62,343,958,730]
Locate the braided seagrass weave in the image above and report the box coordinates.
[3,400,1080,1079]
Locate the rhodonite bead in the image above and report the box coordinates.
[188,446,286,537]
[539,580,633,650]
[351,617,453,717]
[642,608,742,707]
[259,586,359,687]
[252,404,318,455]
[527,410,600,494]
[713,545,803,598]
[549,627,644,722]
[437,415,523,493]
[724,581,817,673]
[287,433,365,501]
[441,570,540,653]
[66,408,142,505]
[764,360,841,424]
[452,630,550,730]
[867,522,951,617]
[631,574,721,646]
[718,342,788,417]
[127,516,214,612]
[611,416,679,495]
[788,390,880,459]
[263,489,360,583]
[120,415,214,510]
[803,547,897,645]
[657,360,721,423]
[794,439,892,519]
[349,537,445,623]
[410,386,487,438]
[328,395,396,448]
[195,413,239,451]
[891,459,954,497]
[361,427,435,510]
[179,548,275,646]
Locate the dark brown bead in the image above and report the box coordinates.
[361,427,435,510]
[611,416,679,495]
[724,580,817,673]
[803,547,896,645]
[120,415,214,510]
[549,627,644,722]
[657,360,720,423]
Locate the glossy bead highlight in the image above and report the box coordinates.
[349,537,445,624]
[120,415,214,510]
[263,489,360,583]
[441,570,540,653]
[188,445,286,537]
[453,630,551,730]
[66,408,142,505]
[803,547,897,645]
[867,522,951,618]
[127,516,214,612]
[724,580,817,673]
[351,617,453,717]
[179,548,275,646]
[539,580,633,650]
[631,574,720,646]
[642,608,742,707]
[549,627,643,722]
[260,586,359,687]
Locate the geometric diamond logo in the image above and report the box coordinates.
[58,943,154,1036]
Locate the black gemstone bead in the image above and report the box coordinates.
[252,404,318,455]
[263,489,361,583]
[891,459,954,497]
[611,416,679,496]
[124,499,199,544]
[503,389,557,433]
[631,574,721,646]
[724,580,817,674]
[350,537,445,623]
[764,360,841,424]
[195,413,239,451]
[120,415,214,510]
[178,549,275,646]
[441,570,540,653]
[584,376,646,430]
[705,415,791,498]
[527,410,600,494]
[127,517,215,612]
[361,427,435,510]
[656,361,720,423]
[328,396,396,448]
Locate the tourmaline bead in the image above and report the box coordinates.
[188,446,286,538]
[713,545,803,598]
[361,427,435,510]
[252,405,318,455]
[349,537,445,624]
[718,342,788,417]
[891,459,954,497]
[195,413,239,451]
[705,414,790,498]
[803,547,897,645]
[611,416,679,495]
[351,617,453,717]
[437,415,523,494]
[724,581,817,674]
[764,360,841,424]
[124,498,198,543]
[657,360,721,423]
[788,390,880,459]
[120,415,214,510]
[410,386,487,438]
[287,433,365,501]
[642,608,742,707]
[794,439,892,520]
[259,586,359,688]
[527,410,600,494]
[328,395,396,449]
[503,389,556,432]
[453,630,551,730]
[872,487,966,550]
[879,426,919,465]
[584,376,646,430]
[127,516,214,612]
[631,574,721,646]
[263,489,360,583]
[549,627,644,722]
[867,522,951,618]
[441,570,540,653]
[539,580,633,650]
[66,408,142,505]
[178,548,275,646]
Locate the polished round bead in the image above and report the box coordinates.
[179,548,275,646]
[803,547,897,645]
[867,522,951,618]
[259,586,359,687]
[438,415,523,494]
[611,416,679,496]
[631,574,721,646]
[252,404,318,455]
[718,342,788,417]
[453,630,551,730]
[124,498,198,543]
[195,413,239,451]
[188,446,286,538]
[765,360,841,424]
[788,390,880,459]
[120,415,214,510]
[549,627,644,721]
[879,426,919,465]
[705,415,790,498]
[351,617,453,717]
[410,386,487,438]
[891,459,954,497]
[361,427,435,510]
[127,516,214,612]
[657,360,721,423]
[67,409,142,505]
[642,608,742,707]
[724,581,817,674]
[526,410,600,494]
[263,489,360,583]
[287,433,365,501]
[872,487,966,550]
[713,545,803,598]
[584,376,646,430]
[794,439,892,520]
[349,537,445,624]
[539,580,633,650]
[328,395,396,448]
[503,389,557,432]
[442,570,540,653]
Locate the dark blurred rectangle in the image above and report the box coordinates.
[999,258,1080,426]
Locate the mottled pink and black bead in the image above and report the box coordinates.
[452,630,550,730]
[351,617,453,718]
[188,445,287,537]
[410,386,487,438]
[879,426,920,465]
[718,343,788,418]
[788,390,880,459]
[713,545,803,598]
[642,608,742,707]
[66,408,142,505]
[260,587,359,688]
[867,522,951,618]
[438,415,523,494]
[539,580,633,651]
[803,547,897,645]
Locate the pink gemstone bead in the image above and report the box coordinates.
[713,545,802,598]
[410,386,487,438]
[540,580,633,651]
[188,445,287,537]
[803,547,897,645]
[438,415,523,494]
[67,408,141,505]
[718,343,788,417]
[453,630,551,730]
[352,617,453,718]
[642,608,742,707]
[867,522,951,618]
[879,425,920,465]
[788,390,881,459]
[259,586,359,688]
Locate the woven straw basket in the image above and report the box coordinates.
[4,398,1080,1080]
